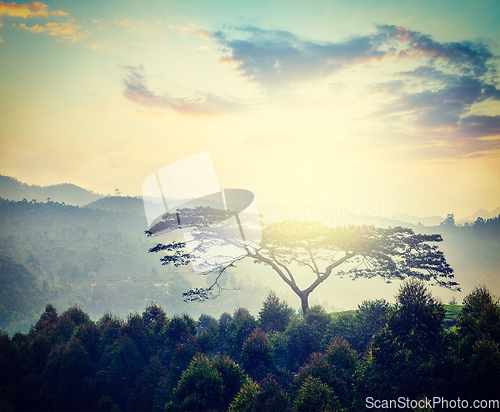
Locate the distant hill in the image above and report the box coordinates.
[392,213,444,227]
[354,210,500,228]
[458,207,500,224]
[84,196,196,223]
[84,196,146,215]
[0,175,103,206]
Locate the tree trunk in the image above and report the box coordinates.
[299,292,310,316]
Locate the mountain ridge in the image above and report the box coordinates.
[459,207,500,224]
[0,175,103,206]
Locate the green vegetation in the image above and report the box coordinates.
[444,304,463,327]
[1,196,500,411]
[0,284,499,411]
[329,309,357,319]
[0,198,273,333]
[331,305,463,329]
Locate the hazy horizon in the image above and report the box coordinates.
[2,174,500,224]
[0,175,500,226]
[1,0,499,219]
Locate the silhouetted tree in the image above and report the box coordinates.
[441,213,456,226]
[148,211,458,315]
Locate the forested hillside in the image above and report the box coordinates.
[0,176,103,206]
[0,198,273,333]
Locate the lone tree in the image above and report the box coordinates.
[147,209,459,315]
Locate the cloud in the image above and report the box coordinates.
[18,22,43,32]
[50,9,67,16]
[359,27,499,159]
[91,18,106,29]
[143,20,498,163]
[369,71,500,159]
[458,115,500,138]
[122,65,243,117]
[0,1,66,18]
[213,26,386,86]
[197,29,211,39]
[211,24,498,90]
[0,37,3,43]
[405,138,500,162]
[376,71,500,128]
[370,80,405,95]
[17,19,90,41]
[368,63,500,156]
[375,25,494,77]
[115,18,130,26]
[175,23,500,158]
[414,130,500,161]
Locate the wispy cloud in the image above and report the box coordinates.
[115,18,130,26]
[91,18,106,29]
[0,1,66,18]
[370,62,500,159]
[17,19,90,41]
[374,69,500,130]
[122,65,243,117]
[404,132,500,162]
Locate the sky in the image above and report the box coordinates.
[1,0,500,218]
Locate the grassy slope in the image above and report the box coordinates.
[330,305,463,325]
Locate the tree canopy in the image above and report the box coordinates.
[147,208,459,315]
[1,286,499,411]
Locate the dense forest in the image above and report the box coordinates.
[1,282,499,411]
